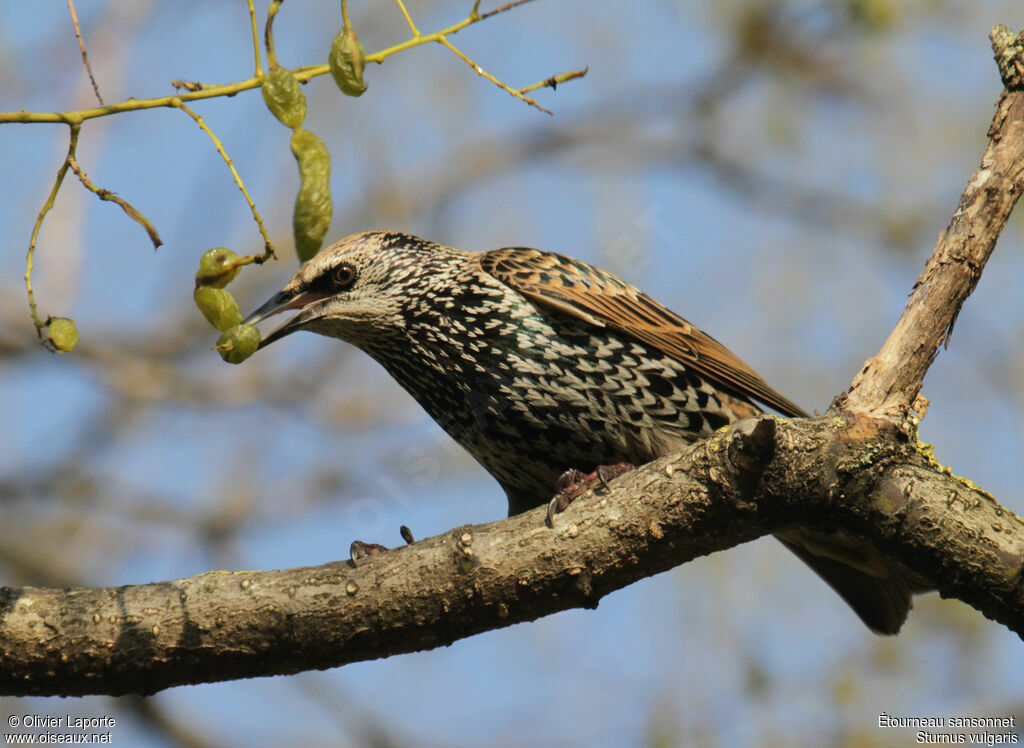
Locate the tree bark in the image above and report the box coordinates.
[2,412,1021,697]
[2,23,1024,698]
[845,24,1024,416]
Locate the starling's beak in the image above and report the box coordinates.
[243,290,328,349]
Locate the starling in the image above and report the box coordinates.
[245,230,926,634]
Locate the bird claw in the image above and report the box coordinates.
[545,491,572,528]
[349,540,389,564]
[349,525,416,564]
[596,463,633,490]
[554,468,588,493]
[545,463,635,527]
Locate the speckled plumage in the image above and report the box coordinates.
[246,230,926,634]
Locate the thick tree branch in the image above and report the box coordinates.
[846,24,1024,416]
[2,413,1022,697]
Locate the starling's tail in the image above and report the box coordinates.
[775,529,933,635]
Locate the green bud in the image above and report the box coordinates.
[329,27,367,97]
[290,128,333,262]
[262,67,307,129]
[215,323,261,364]
[47,317,78,353]
[195,247,242,288]
[194,286,243,332]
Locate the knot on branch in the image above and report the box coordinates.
[723,416,778,504]
[730,416,777,469]
[991,23,1024,90]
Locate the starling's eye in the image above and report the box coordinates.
[332,264,357,290]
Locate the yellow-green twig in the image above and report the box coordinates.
[2,1,549,125]
[247,0,263,77]
[67,0,104,105]
[392,0,419,36]
[209,251,270,279]
[482,0,537,19]
[518,66,588,94]
[172,99,275,261]
[171,79,204,92]
[67,155,162,248]
[3,80,262,125]
[265,0,282,70]
[26,125,80,335]
[437,35,551,114]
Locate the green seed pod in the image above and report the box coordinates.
[195,247,242,288]
[328,27,367,97]
[47,317,78,353]
[194,286,243,332]
[290,128,333,262]
[262,67,307,129]
[215,323,261,364]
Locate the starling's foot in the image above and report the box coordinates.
[595,463,635,490]
[555,468,589,493]
[545,462,635,527]
[349,526,416,564]
[349,540,389,564]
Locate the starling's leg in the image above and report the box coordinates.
[555,468,589,493]
[545,463,636,527]
[596,462,635,490]
[349,540,388,563]
[349,525,416,564]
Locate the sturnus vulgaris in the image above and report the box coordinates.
[245,230,926,634]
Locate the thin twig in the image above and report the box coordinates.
[67,156,162,249]
[481,0,538,20]
[25,126,80,335]
[2,1,556,124]
[518,67,588,94]
[171,80,204,92]
[265,0,282,70]
[172,100,275,260]
[437,36,552,115]
[392,0,419,36]
[67,0,104,105]
[247,0,262,78]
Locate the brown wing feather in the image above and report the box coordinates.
[479,247,808,418]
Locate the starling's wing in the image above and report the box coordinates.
[479,247,808,418]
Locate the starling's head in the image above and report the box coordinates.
[245,230,461,349]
